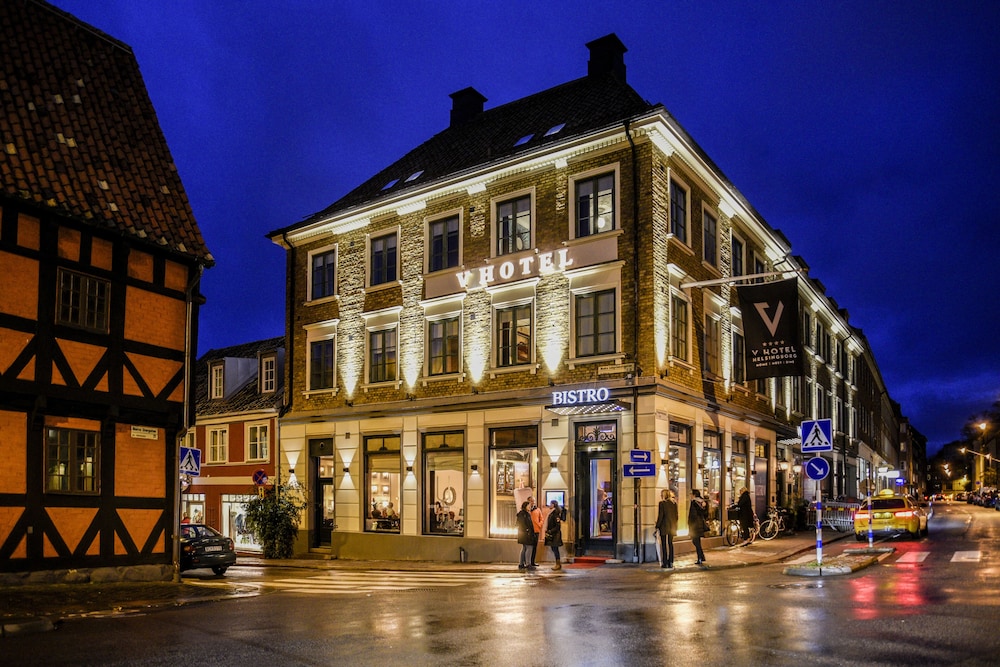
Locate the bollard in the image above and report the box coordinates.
[459,546,468,563]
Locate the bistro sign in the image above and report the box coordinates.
[552,386,611,405]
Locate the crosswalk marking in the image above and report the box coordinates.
[951,551,981,562]
[896,551,929,563]
[258,570,527,596]
[787,549,983,566]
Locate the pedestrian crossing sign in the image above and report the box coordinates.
[179,446,201,476]
[800,419,833,453]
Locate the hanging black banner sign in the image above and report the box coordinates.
[737,278,804,380]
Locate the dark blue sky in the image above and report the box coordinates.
[50,1,1000,455]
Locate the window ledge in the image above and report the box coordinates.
[667,357,695,371]
[303,387,340,399]
[362,380,403,392]
[567,353,625,370]
[564,228,624,247]
[667,235,694,256]
[489,364,539,378]
[421,372,466,386]
[305,295,339,307]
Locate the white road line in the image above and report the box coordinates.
[896,551,929,563]
[951,551,981,562]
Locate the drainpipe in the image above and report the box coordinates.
[625,119,643,563]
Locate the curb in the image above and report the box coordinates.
[781,546,895,577]
[1,617,57,637]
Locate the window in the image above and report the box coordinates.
[366,435,401,533]
[368,328,397,384]
[496,303,532,367]
[756,377,769,396]
[670,293,689,361]
[704,315,720,375]
[667,423,691,534]
[210,363,224,399]
[489,426,537,538]
[701,432,722,535]
[429,215,460,272]
[753,254,767,284]
[732,235,745,278]
[208,427,228,464]
[310,338,335,390]
[733,331,746,385]
[428,316,460,376]
[248,424,269,461]
[703,211,717,266]
[575,289,616,357]
[496,195,532,255]
[575,172,615,237]
[57,268,109,332]
[801,309,812,348]
[791,376,802,412]
[46,427,98,493]
[310,248,336,300]
[261,355,276,393]
[670,179,688,243]
[370,231,398,286]
[424,432,465,536]
[730,435,749,504]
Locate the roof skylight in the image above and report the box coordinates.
[404,170,424,183]
[514,133,534,147]
[381,178,399,190]
[544,123,566,137]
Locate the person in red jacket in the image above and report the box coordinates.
[528,496,543,567]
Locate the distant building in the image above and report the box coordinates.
[0,1,212,576]
[268,34,908,561]
[185,337,285,551]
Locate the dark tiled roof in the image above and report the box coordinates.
[195,336,285,416]
[288,70,658,229]
[0,0,212,264]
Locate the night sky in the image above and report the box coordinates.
[47,1,1000,455]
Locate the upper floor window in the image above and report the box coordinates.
[731,234,745,278]
[369,327,398,384]
[669,179,688,243]
[370,231,398,286]
[496,195,531,255]
[208,427,228,464]
[309,247,336,300]
[703,210,717,266]
[248,423,269,461]
[753,253,768,284]
[305,320,337,392]
[704,315,720,375]
[429,215,460,272]
[261,355,276,393]
[428,316,460,376]
[46,427,98,494]
[496,303,532,367]
[575,172,616,237]
[732,331,746,385]
[57,268,109,333]
[210,363,224,399]
[575,289,616,358]
[670,293,689,362]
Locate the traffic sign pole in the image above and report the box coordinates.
[815,492,823,569]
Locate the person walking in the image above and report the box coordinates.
[736,486,756,543]
[688,489,710,567]
[516,501,536,570]
[528,496,543,567]
[544,499,566,570]
[655,489,678,569]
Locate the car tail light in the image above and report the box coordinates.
[227,538,235,552]
[183,544,195,554]
[896,511,914,518]
[855,511,870,521]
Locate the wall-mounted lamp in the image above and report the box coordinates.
[792,464,802,474]
[550,461,558,469]
[470,464,479,472]
[345,400,354,407]
[289,468,295,475]
[345,432,351,440]
[342,467,350,474]
[406,465,414,472]
[661,459,669,466]
[779,461,790,471]
[471,387,479,395]
[406,393,416,401]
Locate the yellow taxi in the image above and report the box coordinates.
[854,489,928,541]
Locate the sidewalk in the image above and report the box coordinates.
[1,529,858,637]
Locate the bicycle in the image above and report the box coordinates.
[758,506,784,540]
[724,516,759,546]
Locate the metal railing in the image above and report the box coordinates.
[805,501,859,532]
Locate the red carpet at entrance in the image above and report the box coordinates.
[566,556,608,569]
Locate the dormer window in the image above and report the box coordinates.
[210,363,224,399]
[261,355,276,394]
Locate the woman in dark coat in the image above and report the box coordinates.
[516,501,536,570]
[544,500,566,570]
[655,489,678,568]
[737,487,756,542]
[688,489,709,567]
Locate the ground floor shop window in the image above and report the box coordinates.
[424,432,465,535]
[224,494,261,552]
[669,423,691,534]
[702,433,722,536]
[366,435,401,532]
[489,426,537,538]
[182,493,205,525]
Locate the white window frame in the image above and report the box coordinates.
[668,176,691,246]
[669,289,691,364]
[210,363,224,399]
[731,231,746,278]
[366,227,400,290]
[248,422,269,462]
[567,265,623,368]
[702,205,719,269]
[304,319,338,396]
[260,354,276,394]
[425,209,463,274]
[490,187,535,258]
[307,243,338,302]
[362,307,402,390]
[208,427,229,464]
[568,163,620,240]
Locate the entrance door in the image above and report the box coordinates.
[576,449,617,554]
[313,456,335,548]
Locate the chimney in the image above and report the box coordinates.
[586,34,627,81]
[449,87,487,127]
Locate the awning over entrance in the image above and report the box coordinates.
[545,400,630,416]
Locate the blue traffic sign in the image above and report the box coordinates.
[805,456,830,481]
[629,449,652,464]
[179,446,201,476]
[801,419,833,453]
[623,463,656,477]
[252,469,269,486]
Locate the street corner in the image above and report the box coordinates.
[781,551,888,577]
[1,616,58,638]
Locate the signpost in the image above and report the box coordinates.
[800,420,832,569]
[623,463,656,477]
[628,449,652,464]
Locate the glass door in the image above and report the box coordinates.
[576,449,617,554]
[314,455,335,547]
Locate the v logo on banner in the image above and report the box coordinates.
[753,301,784,336]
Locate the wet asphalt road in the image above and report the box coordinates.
[4,502,1000,666]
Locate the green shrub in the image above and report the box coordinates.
[242,484,307,559]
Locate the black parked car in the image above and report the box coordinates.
[180,524,237,575]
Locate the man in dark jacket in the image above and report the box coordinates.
[516,501,536,570]
[655,489,679,569]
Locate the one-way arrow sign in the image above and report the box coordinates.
[623,463,656,477]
